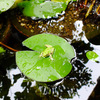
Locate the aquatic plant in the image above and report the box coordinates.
[18,0,76,18]
[0,47,6,53]
[86,51,99,61]
[16,33,75,82]
[0,0,15,13]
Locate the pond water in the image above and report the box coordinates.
[0,33,100,100]
[0,1,100,100]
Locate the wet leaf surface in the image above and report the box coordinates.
[0,0,15,13]
[16,33,75,82]
[22,33,75,60]
[18,0,68,18]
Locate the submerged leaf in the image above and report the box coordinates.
[16,33,75,82]
[86,51,99,61]
[18,0,68,18]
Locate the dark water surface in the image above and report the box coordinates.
[0,35,100,100]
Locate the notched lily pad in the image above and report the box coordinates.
[16,33,75,82]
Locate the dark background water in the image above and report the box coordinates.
[0,36,100,100]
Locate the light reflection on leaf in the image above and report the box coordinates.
[16,33,75,82]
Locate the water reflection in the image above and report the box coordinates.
[0,41,98,100]
[0,52,14,100]
[0,23,100,99]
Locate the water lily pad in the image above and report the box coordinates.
[16,33,75,82]
[22,33,75,60]
[86,51,99,61]
[0,0,15,13]
[18,0,68,18]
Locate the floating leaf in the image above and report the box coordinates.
[0,47,6,53]
[0,0,15,13]
[22,33,75,60]
[16,33,75,82]
[86,51,99,61]
[18,0,68,18]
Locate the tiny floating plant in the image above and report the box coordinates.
[0,47,6,53]
[86,51,99,62]
[16,33,75,82]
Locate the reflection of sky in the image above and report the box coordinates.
[5,46,100,100]
[4,61,100,100]
[72,20,89,44]
[68,61,100,100]
[6,67,36,100]
[1,20,100,100]
[4,22,100,100]
[72,20,85,42]
[68,20,100,100]
[7,68,24,100]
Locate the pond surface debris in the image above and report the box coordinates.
[10,0,100,44]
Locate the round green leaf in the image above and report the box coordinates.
[0,0,15,13]
[16,33,75,82]
[86,51,99,61]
